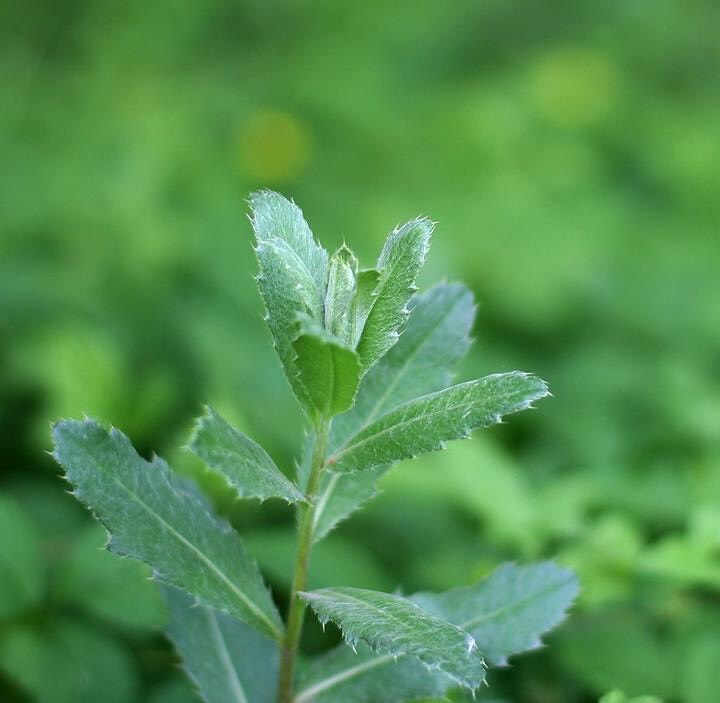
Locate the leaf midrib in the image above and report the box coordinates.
[206,608,249,703]
[293,581,568,700]
[69,438,282,640]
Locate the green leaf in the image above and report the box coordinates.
[52,420,284,641]
[53,524,167,630]
[0,618,137,703]
[249,190,328,293]
[412,561,579,666]
[327,372,550,473]
[0,495,44,619]
[299,587,486,690]
[325,245,358,343]
[295,562,577,703]
[312,284,476,542]
[293,315,361,419]
[164,586,278,703]
[190,406,304,503]
[356,218,433,372]
[296,641,447,703]
[255,236,322,412]
[350,268,380,347]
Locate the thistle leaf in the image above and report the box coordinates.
[313,283,476,542]
[52,420,284,641]
[249,190,328,293]
[295,562,578,702]
[325,246,358,344]
[293,315,362,419]
[356,218,433,372]
[190,406,304,503]
[164,587,278,703]
[412,562,580,666]
[327,372,550,473]
[299,587,486,690]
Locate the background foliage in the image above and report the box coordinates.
[2,0,719,701]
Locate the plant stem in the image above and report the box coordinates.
[277,418,331,703]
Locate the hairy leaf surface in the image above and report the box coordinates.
[249,190,328,293]
[299,587,486,690]
[412,561,579,665]
[293,315,361,419]
[313,283,476,542]
[190,406,304,503]
[295,562,577,702]
[327,372,550,473]
[356,218,432,372]
[325,246,358,344]
[164,587,278,703]
[52,420,284,641]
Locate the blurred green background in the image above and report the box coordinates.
[2,1,719,701]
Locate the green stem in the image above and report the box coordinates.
[277,418,331,703]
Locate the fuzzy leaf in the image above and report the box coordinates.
[293,315,362,419]
[164,587,278,703]
[255,237,321,412]
[190,406,303,503]
[299,587,486,690]
[325,246,358,344]
[327,372,550,473]
[52,420,284,641]
[356,218,433,372]
[332,282,476,449]
[412,561,579,666]
[313,283,476,542]
[295,562,577,702]
[249,190,328,293]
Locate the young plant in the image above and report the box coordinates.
[52,191,578,703]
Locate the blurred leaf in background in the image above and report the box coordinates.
[2,0,720,701]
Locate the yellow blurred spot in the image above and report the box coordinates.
[528,48,619,128]
[236,110,312,184]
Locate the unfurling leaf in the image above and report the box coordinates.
[324,246,358,344]
[164,587,278,703]
[52,420,284,641]
[350,269,380,348]
[293,315,361,420]
[190,406,304,503]
[299,587,486,690]
[295,562,577,703]
[313,283,476,543]
[327,372,550,473]
[356,218,433,372]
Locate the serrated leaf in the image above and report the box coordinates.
[411,562,579,666]
[164,586,278,703]
[327,372,550,473]
[249,190,328,293]
[332,282,476,449]
[312,284,476,543]
[356,218,433,372]
[52,420,284,641]
[293,315,362,419]
[325,245,358,344]
[299,587,486,690]
[295,562,577,702]
[190,406,304,503]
